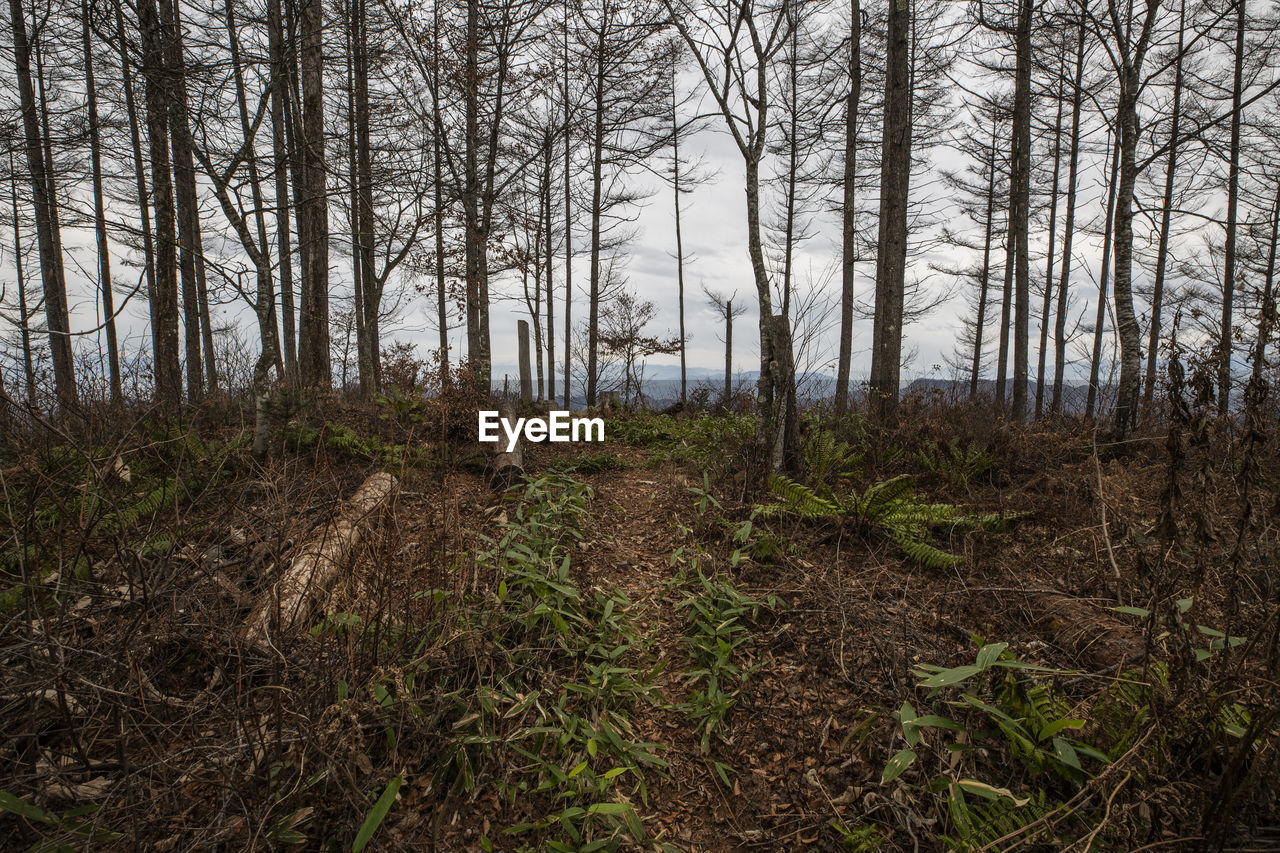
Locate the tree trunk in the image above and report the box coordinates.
[1052,13,1086,416]
[835,0,861,413]
[242,472,396,645]
[8,161,36,408]
[160,0,209,400]
[1035,56,1065,419]
[724,299,733,404]
[870,0,910,422]
[83,0,121,405]
[354,0,380,394]
[267,0,298,381]
[1086,132,1119,421]
[672,71,688,404]
[1142,0,1186,412]
[995,226,1013,407]
[1110,71,1146,438]
[1009,0,1032,422]
[462,0,490,393]
[1217,0,1245,415]
[544,135,555,404]
[562,12,573,406]
[138,0,182,408]
[10,0,77,411]
[346,0,370,395]
[970,112,998,401]
[586,24,606,406]
[1256,177,1280,367]
[297,0,330,387]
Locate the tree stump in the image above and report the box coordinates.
[489,401,525,489]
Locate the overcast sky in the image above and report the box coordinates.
[4,57,1130,397]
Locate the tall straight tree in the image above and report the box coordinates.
[1051,5,1087,415]
[83,0,121,404]
[8,0,77,410]
[8,158,36,408]
[267,0,298,380]
[834,0,861,413]
[1142,0,1187,410]
[1009,0,1033,421]
[138,0,182,406]
[297,0,331,387]
[160,0,214,398]
[1086,131,1119,421]
[1217,0,1246,414]
[1035,30,1067,419]
[870,0,911,421]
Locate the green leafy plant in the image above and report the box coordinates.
[881,641,1107,849]
[673,564,779,755]
[913,438,997,488]
[352,776,402,852]
[0,789,120,847]
[436,474,666,850]
[758,474,1008,568]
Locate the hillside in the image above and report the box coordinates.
[1,389,1276,851]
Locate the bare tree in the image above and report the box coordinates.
[703,285,746,405]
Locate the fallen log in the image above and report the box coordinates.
[489,402,525,490]
[242,472,396,647]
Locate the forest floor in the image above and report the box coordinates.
[1,395,1278,851]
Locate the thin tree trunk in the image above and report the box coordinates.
[226,0,275,380]
[562,10,573,406]
[995,225,1013,407]
[1052,13,1086,416]
[586,22,606,406]
[268,0,298,382]
[1217,0,1245,414]
[354,0,380,393]
[1143,0,1186,412]
[13,6,77,411]
[116,0,159,381]
[1009,0,1032,421]
[1035,61,1065,419]
[781,20,798,318]
[346,0,370,394]
[83,0,121,404]
[544,134,555,404]
[1086,131,1119,422]
[1256,177,1280,366]
[672,71,687,404]
[431,0,447,375]
[159,0,208,399]
[869,0,910,421]
[8,160,36,408]
[970,112,998,401]
[835,0,861,413]
[724,299,733,404]
[462,0,489,393]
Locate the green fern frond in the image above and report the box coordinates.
[758,476,840,519]
[885,526,961,569]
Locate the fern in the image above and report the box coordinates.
[757,476,840,519]
[759,474,1007,568]
[946,787,1059,851]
